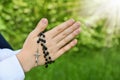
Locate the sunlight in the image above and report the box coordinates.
[80,0,120,34]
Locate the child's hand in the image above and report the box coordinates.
[17,18,80,72]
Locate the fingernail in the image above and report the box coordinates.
[41,18,47,24]
[73,39,77,44]
[76,22,80,27]
[75,29,80,34]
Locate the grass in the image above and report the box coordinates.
[25,45,120,80]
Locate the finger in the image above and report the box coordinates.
[49,19,75,38]
[53,39,77,60]
[53,22,80,43]
[33,18,48,35]
[57,28,80,49]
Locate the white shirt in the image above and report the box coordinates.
[0,48,25,80]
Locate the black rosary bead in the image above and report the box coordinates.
[41,34,45,38]
[38,32,43,37]
[37,40,40,43]
[44,55,46,58]
[45,53,48,56]
[43,51,46,54]
[48,57,51,59]
[45,64,48,68]
[45,52,49,55]
[43,45,47,50]
[41,43,43,46]
[45,59,48,61]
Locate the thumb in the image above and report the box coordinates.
[33,18,48,35]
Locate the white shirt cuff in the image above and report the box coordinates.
[0,55,25,80]
[0,48,21,61]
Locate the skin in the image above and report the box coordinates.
[16,18,80,72]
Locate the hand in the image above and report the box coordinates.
[17,18,80,72]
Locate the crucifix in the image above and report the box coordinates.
[34,48,40,66]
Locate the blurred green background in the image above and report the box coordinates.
[0,0,120,80]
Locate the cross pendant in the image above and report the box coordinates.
[34,50,40,66]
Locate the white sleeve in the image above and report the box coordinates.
[0,48,21,61]
[0,49,25,80]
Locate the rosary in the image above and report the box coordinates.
[34,32,54,68]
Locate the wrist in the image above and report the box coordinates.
[16,49,35,72]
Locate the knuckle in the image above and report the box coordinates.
[65,46,70,51]
[62,32,66,36]
[62,31,69,36]
[63,39,68,43]
[57,28,63,32]
[62,47,66,52]
[72,32,76,36]
[60,50,64,55]
[75,22,80,27]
